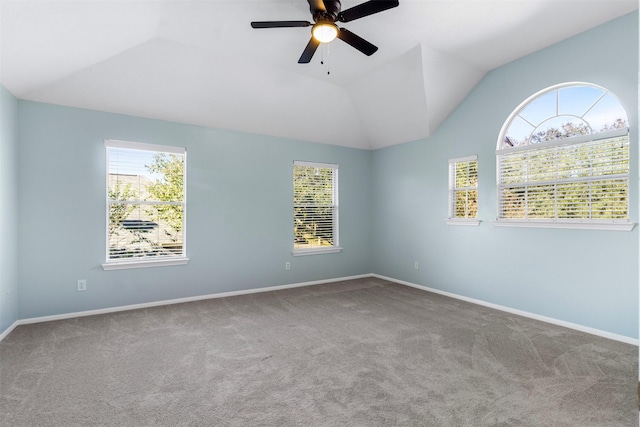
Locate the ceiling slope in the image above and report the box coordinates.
[23,37,370,148]
[1,1,637,150]
[349,46,430,149]
[348,44,485,150]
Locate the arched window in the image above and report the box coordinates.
[496,82,631,230]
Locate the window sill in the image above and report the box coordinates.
[493,221,635,231]
[102,257,190,270]
[292,247,343,257]
[446,219,481,226]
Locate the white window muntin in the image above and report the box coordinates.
[497,82,628,151]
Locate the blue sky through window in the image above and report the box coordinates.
[502,84,628,148]
[108,148,164,181]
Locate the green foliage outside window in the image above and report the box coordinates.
[145,153,185,242]
[451,160,478,219]
[108,181,139,237]
[293,165,336,249]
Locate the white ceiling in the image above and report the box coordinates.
[1,0,637,150]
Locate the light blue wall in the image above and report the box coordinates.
[372,12,639,339]
[0,85,19,335]
[9,12,639,341]
[16,102,372,319]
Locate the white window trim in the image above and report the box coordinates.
[102,257,190,270]
[447,155,479,225]
[493,220,634,231]
[104,139,185,154]
[294,160,338,169]
[293,160,341,256]
[497,128,629,154]
[292,247,343,256]
[103,139,189,270]
[446,219,481,226]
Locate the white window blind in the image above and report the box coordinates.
[293,161,340,254]
[449,156,478,220]
[497,131,629,223]
[105,140,187,267]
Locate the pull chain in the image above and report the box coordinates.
[321,44,330,75]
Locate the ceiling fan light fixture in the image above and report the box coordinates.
[312,23,338,43]
[251,0,400,63]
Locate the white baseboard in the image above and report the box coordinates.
[6,274,372,332]
[2,272,637,347]
[373,274,639,346]
[0,321,19,342]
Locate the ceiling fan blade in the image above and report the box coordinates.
[337,28,378,56]
[298,37,321,63]
[251,21,311,29]
[338,0,399,22]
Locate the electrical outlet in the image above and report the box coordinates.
[77,279,87,292]
[285,262,291,270]
[414,262,419,270]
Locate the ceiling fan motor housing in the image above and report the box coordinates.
[311,0,341,22]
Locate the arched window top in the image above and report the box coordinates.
[498,82,628,150]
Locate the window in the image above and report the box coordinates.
[293,161,341,255]
[496,83,632,230]
[103,140,188,270]
[448,156,479,226]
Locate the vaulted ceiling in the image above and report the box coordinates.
[1,0,637,149]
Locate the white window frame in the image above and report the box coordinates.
[447,155,480,226]
[495,83,634,231]
[293,161,342,256]
[103,140,189,270]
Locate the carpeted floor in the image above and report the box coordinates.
[0,277,637,426]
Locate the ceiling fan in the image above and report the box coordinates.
[251,0,399,64]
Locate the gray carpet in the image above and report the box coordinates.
[0,278,637,426]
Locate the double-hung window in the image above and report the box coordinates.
[496,83,632,230]
[447,155,479,225]
[293,161,341,255]
[103,140,188,270]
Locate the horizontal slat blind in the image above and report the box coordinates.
[497,134,629,221]
[293,162,338,251]
[449,156,478,219]
[106,140,186,261]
